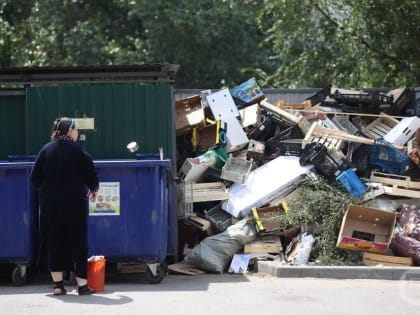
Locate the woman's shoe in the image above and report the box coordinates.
[53,281,67,296]
[78,285,96,296]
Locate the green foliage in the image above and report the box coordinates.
[0,0,276,88]
[284,177,361,265]
[133,0,275,88]
[0,0,146,66]
[2,0,420,88]
[257,0,420,88]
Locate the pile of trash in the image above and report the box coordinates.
[172,78,420,274]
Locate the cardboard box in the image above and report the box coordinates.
[175,95,205,136]
[336,205,396,254]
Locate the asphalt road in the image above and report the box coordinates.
[0,270,419,315]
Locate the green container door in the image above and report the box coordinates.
[0,93,26,160]
[27,84,175,159]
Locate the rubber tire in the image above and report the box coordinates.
[12,266,27,286]
[161,260,169,274]
[145,263,165,284]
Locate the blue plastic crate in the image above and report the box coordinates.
[336,169,367,198]
[370,138,411,175]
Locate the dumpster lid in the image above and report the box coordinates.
[0,64,180,85]
[93,159,171,169]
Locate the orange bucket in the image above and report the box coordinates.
[87,258,106,291]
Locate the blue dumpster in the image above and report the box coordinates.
[88,159,172,283]
[0,160,38,285]
[135,153,176,260]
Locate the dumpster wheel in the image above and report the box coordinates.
[145,262,166,284]
[12,265,27,286]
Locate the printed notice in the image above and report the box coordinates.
[74,118,95,130]
[89,182,120,216]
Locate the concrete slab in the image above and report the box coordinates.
[257,260,420,280]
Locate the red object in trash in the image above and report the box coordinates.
[87,257,106,291]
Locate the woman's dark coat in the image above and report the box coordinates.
[31,139,99,278]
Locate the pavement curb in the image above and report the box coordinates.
[257,261,420,280]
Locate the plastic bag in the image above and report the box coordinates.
[390,233,420,265]
[286,232,315,266]
[184,218,257,273]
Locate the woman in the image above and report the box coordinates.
[31,117,99,296]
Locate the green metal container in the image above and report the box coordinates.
[0,92,26,160]
[27,84,175,159]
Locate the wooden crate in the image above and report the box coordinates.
[244,235,282,254]
[363,252,413,267]
[252,204,287,236]
[361,115,400,139]
[370,171,420,198]
[189,182,229,202]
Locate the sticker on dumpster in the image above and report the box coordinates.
[89,182,120,216]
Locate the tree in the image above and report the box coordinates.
[133,0,275,88]
[256,0,420,88]
[0,0,276,89]
[0,0,147,66]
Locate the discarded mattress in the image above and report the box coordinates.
[221,156,314,218]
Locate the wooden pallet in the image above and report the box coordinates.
[361,115,400,139]
[369,171,420,198]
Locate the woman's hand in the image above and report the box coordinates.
[88,190,98,202]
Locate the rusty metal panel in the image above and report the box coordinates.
[27,84,175,159]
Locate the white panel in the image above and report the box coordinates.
[205,88,240,119]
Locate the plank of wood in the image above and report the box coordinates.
[306,123,405,150]
[292,109,407,119]
[260,98,301,124]
[363,252,413,267]
[117,262,147,274]
[259,98,309,134]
